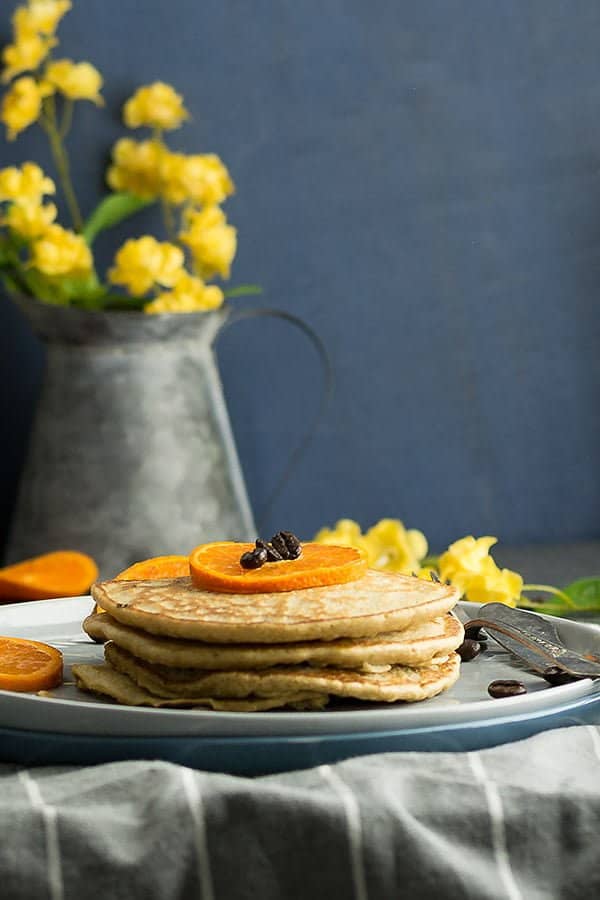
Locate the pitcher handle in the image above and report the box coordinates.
[213,306,334,533]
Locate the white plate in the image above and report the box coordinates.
[0,596,599,739]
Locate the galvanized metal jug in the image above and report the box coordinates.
[6,296,257,578]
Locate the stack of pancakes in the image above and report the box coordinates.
[73,571,464,711]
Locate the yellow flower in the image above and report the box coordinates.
[106,138,164,199]
[108,236,184,297]
[30,224,93,276]
[43,59,103,104]
[1,76,45,139]
[438,536,498,582]
[0,161,55,202]
[457,559,523,607]
[438,535,523,606]
[179,205,237,280]
[144,271,224,314]
[4,199,56,238]
[13,2,71,39]
[1,32,53,83]
[314,518,364,546]
[361,519,428,574]
[160,153,234,206]
[314,517,427,575]
[123,82,188,131]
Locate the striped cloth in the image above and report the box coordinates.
[0,726,599,900]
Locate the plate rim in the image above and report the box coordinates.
[0,595,599,740]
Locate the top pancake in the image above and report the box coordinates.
[91,571,460,643]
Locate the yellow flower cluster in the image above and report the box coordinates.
[314,518,428,575]
[144,271,223,315]
[5,198,56,238]
[1,76,47,140]
[438,536,523,607]
[108,236,184,297]
[0,161,57,238]
[107,140,235,208]
[42,59,103,104]
[1,0,67,83]
[123,82,188,131]
[106,81,238,313]
[0,160,54,201]
[179,206,237,280]
[30,222,92,276]
[106,139,164,199]
[1,1,103,140]
[0,162,91,276]
[0,9,241,314]
[313,519,525,607]
[12,1,71,43]
[108,237,224,314]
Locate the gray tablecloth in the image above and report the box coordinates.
[1,724,599,900]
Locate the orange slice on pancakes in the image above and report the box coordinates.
[189,541,367,593]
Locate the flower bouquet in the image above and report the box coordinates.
[0,0,257,315]
[0,1,271,575]
[315,518,600,616]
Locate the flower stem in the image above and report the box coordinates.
[151,127,177,241]
[161,197,177,241]
[40,97,83,232]
[521,584,576,608]
[59,99,74,140]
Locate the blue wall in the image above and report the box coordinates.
[2,0,600,555]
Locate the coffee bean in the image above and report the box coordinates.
[240,548,268,569]
[487,679,527,699]
[270,533,290,559]
[457,639,482,661]
[255,539,284,562]
[542,666,582,686]
[280,531,302,559]
[464,624,488,642]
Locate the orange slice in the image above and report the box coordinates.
[189,541,367,593]
[114,555,190,582]
[0,637,63,692]
[93,555,191,616]
[0,551,99,603]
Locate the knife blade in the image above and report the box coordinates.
[464,602,600,678]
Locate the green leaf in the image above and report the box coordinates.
[223,284,263,298]
[20,268,67,305]
[518,576,600,616]
[19,268,108,309]
[82,192,154,245]
[562,577,600,611]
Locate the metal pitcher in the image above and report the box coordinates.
[6,295,260,578]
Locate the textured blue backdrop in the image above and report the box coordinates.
[2,0,600,557]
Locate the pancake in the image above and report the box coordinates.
[103,642,461,703]
[71,663,329,711]
[83,611,464,670]
[91,571,460,643]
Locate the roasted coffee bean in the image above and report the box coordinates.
[280,531,302,559]
[464,624,488,642]
[457,638,482,661]
[487,679,527,699]
[255,539,284,562]
[270,532,290,559]
[542,666,582,686]
[240,548,268,569]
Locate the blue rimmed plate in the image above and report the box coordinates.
[0,597,599,774]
